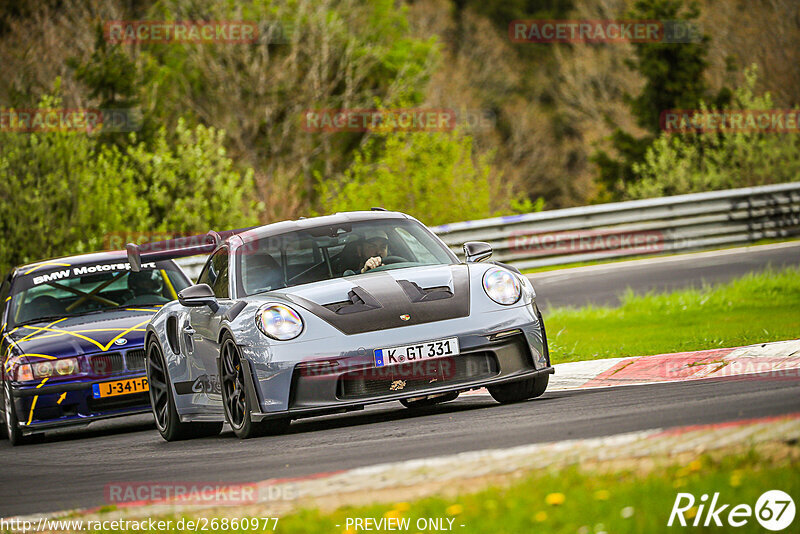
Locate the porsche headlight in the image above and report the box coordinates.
[482,267,521,305]
[256,304,304,340]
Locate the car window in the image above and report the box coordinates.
[199,248,229,298]
[237,218,456,296]
[7,262,190,327]
[395,227,441,263]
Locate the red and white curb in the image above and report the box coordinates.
[465,338,800,395]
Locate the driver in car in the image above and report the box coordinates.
[358,230,389,273]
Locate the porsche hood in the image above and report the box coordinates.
[272,264,470,335]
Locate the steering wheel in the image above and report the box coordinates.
[382,255,408,265]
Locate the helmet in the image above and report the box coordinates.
[127,270,162,295]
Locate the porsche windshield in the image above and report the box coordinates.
[238,219,456,296]
[9,261,190,327]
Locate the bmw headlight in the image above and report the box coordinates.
[256,304,304,340]
[482,267,521,305]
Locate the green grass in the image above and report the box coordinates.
[546,266,800,363]
[100,444,799,533]
[277,449,798,534]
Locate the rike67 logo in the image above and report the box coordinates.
[668,490,795,531]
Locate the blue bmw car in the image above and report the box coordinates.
[1,251,191,445]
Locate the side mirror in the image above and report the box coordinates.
[178,284,219,312]
[463,241,492,263]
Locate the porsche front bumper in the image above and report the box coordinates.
[243,305,552,421]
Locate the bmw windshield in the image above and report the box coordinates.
[8,261,190,327]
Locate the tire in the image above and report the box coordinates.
[400,391,459,409]
[488,374,549,404]
[219,332,289,439]
[3,381,26,446]
[147,338,222,441]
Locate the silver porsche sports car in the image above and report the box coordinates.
[128,211,553,440]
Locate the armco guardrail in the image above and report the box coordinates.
[176,182,800,278]
[431,182,800,269]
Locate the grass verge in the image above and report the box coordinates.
[546,266,800,363]
[94,441,799,533]
[277,446,798,534]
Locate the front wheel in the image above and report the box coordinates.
[147,339,222,441]
[3,382,26,446]
[488,374,549,404]
[219,333,289,439]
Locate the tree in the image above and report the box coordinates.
[317,130,536,226]
[626,65,800,199]
[592,0,729,200]
[0,92,260,275]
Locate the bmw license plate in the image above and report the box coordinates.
[92,377,149,398]
[374,337,460,368]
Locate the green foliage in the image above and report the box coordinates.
[130,0,439,211]
[124,118,260,233]
[0,93,147,273]
[0,93,259,275]
[316,131,536,226]
[68,25,138,109]
[592,0,728,200]
[625,0,711,135]
[626,65,800,199]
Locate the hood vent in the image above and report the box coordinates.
[283,265,470,335]
[397,280,453,303]
[323,286,382,315]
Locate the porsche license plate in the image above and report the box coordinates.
[92,377,149,398]
[374,337,460,368]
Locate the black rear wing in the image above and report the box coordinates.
[126,227,255,272]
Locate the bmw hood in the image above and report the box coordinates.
[272,264,470,335]
[5,308,157,359]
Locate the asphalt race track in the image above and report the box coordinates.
[1,242,799,517]
[2,374,799,516]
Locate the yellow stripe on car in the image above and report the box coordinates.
[17,327,147,343]
[103,319,150,351]
[161,269,178,299]
[19,318,68,343]
[23,262,71,275]
[26,379,49,425]
[27,396,38,425]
